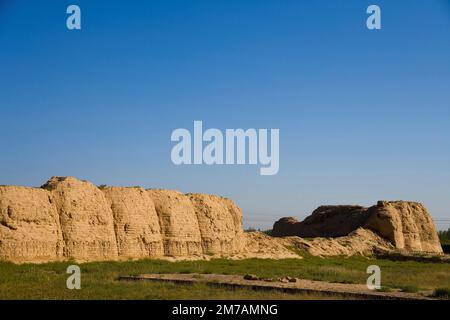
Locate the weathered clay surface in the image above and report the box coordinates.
[273,201,442,254]
[364,201,442,253]
[0,176,444,263]
[188,193,244,254]
[272,206,368,237]
[221,197,244,250]
[102,187,163,258]
[42,177,118,261]
[239,228,393,259]
[147,189,203,256]
[236,232,301,259]
[0,186,63,262]
[286,228,394,256]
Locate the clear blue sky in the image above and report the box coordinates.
[1,0,449,229]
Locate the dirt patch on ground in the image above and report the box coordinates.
[119,273,435,300]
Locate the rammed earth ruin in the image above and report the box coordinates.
[0,176,443,263]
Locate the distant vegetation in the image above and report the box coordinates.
[433,288,450,299]
[438,228,450,244]
[97,184,142,190]
[244,227,272,235]
[438,228,450,254]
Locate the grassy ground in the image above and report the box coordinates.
[0,255,449,299]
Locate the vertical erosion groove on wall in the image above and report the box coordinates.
[41,177,118,261]
[102,187,164,258]
[147,189,203,256]
[187,193,244,254]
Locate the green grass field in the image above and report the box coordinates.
[0,255,449,299]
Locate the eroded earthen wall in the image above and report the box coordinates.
[102,187,164,258]
[0,186,63,262]
[42,177,118,261]
[148,189,203,256]
[188,193,243,254]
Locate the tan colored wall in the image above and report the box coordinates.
[102,187,163,258]
[187,193,243,254]
[42,177,118,261]
[272,200,443,254]
[0,177,246,262]
[365,201,442,253]
[148,189,203,256]
[0,177,442,263]
[0,186,63,262]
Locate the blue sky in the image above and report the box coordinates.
[1,0,449,229]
